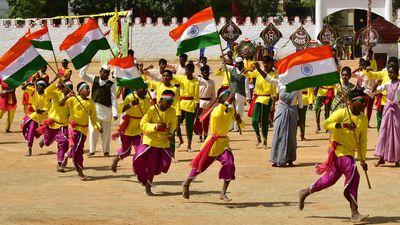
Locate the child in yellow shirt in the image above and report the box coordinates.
[111,88,150,173]
[61,82,102,180]
[21,79,50,156]
[133,90,177,196]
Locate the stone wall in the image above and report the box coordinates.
[0,16,316,62]
[3,11,400,62]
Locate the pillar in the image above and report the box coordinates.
[384,0,393,22]
[315,0,323,39]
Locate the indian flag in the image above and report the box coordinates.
[108,56,147,90]
[60,19,110,70]
[0,37,47,89]
[169,6,220,56]
[276,45,340,92]
[26,26,53,51]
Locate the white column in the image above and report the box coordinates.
[315,0,323,39]
[384,0,393,21]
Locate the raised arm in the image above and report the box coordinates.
[79,65,95,83]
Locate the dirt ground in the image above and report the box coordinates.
[0,61,399,225]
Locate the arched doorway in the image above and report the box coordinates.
[315,0,392,39]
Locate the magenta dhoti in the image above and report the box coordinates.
[117,134,142,160]
[22,115,40,148]
[188,149,236,181]
[132,144,172,185]
[310,155,360,204]
[43,126,69,163]
[66,130,86,170]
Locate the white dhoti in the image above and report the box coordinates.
[230,93,245,131]
[89,103,113,154]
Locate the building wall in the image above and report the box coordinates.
[0,12,399,62]
[0,16,315,62]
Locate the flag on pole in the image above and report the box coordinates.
[108,56,147,90]
[169,6,220,56]
[26,26,53,51]
[276,45,340,92]
[60,19,110,70]
[0,37,47,89]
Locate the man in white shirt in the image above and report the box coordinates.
[79,64,118,157]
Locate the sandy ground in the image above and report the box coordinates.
[0,61,399,225]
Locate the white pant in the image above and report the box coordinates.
[230,93,245,131]
[89,119,112,154]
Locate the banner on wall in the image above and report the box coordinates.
[260,23,282,47]
[290,26,311,49]
[219,19,242,43]
[317,25,338,45]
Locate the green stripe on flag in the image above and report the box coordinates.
[31,40,53,51]
[176,32,220,56]
[285,71,340,92]
[71,38,110,70]
[4,56,47,89]
[116,77,148,90]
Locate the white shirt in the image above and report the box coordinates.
[79,65,118,121]
[354,70,376,98]
[197,76,216,109]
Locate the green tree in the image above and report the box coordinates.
[7,0,68,18]
[68,0,118,15]
[237,0,280,21]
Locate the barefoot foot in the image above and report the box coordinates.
[351,213,369,223]
[145,185,154,196]
[219,194,232,202]
[111,156,119,173]
[182,182,190,199]
[299,188,310,211]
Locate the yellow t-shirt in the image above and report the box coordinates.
[25,86,50,124]
[245,70,276,105]
[205,104,245,157]
[173,75,199,113]
[323,108,368,160]
[301,88,314,106]
[215,69,230,87]
[118,93,150,136]
[66,96,99,135]
[140,105,177,148]
[44,84,69,129]
[317,85,334,96]
[146,80,180,115]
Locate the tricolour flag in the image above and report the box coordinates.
[60,19,110,70]
[108,56,147,90]
[169,6,220,56]
[26,26,53,51]
[276,45,340,92]
[0,37,47,89]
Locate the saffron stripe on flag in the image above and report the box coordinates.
[169,7,215,41]
[59,19,101,50]
[276,45,334,74]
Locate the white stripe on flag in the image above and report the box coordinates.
[1,46,41,80]
[65,28,104,58]
[177,19,217,43]
[279,58,337,84]
[115,66,141,79]
[32,33,50,42]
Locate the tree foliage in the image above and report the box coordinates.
[7,0,68,18]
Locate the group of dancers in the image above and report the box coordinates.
[1,46,399,223]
